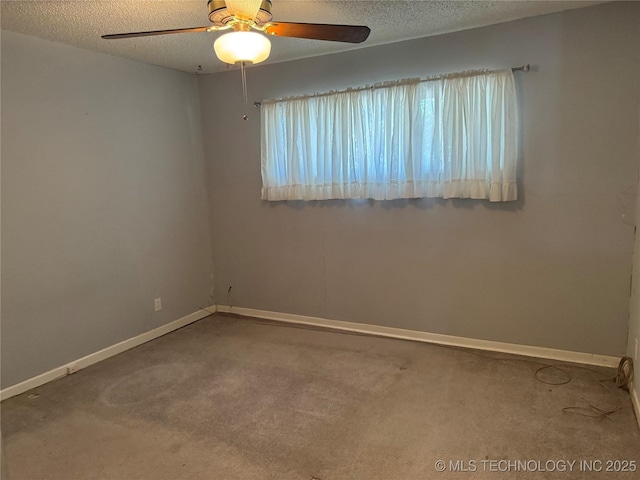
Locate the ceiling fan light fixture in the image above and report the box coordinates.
[214,31,271,65]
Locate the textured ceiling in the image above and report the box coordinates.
[1,1,604,74]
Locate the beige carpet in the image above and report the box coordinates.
[2,313,639,479]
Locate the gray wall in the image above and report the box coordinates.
[628,65,640,403]
[1,31,214,388]
[199,2,640,356]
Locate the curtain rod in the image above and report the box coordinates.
[254,64,530,107]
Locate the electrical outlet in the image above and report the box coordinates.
[154,298,162,312]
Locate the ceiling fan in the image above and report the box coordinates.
[102,0,371,65]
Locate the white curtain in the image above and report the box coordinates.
[261,69,518,202]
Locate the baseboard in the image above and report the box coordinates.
[0,307,216,401]
[631,383,640,431]
[1,304,622,402]
[215,305,621,368]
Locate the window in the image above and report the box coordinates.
[261,69,517,202]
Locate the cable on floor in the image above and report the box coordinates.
[435,345,633,420]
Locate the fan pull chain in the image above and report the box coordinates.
[241,61,249,120]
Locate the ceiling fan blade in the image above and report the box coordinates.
[102,26,211,40]
[225,0,262,21]
[264,22,370,43]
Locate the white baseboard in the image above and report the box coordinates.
[0,307,216,401]
[216,305,621,368]
[1,304,623,403]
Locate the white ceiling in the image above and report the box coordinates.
[1,0,604,74]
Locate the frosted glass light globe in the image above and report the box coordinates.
[214,31,271,65]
